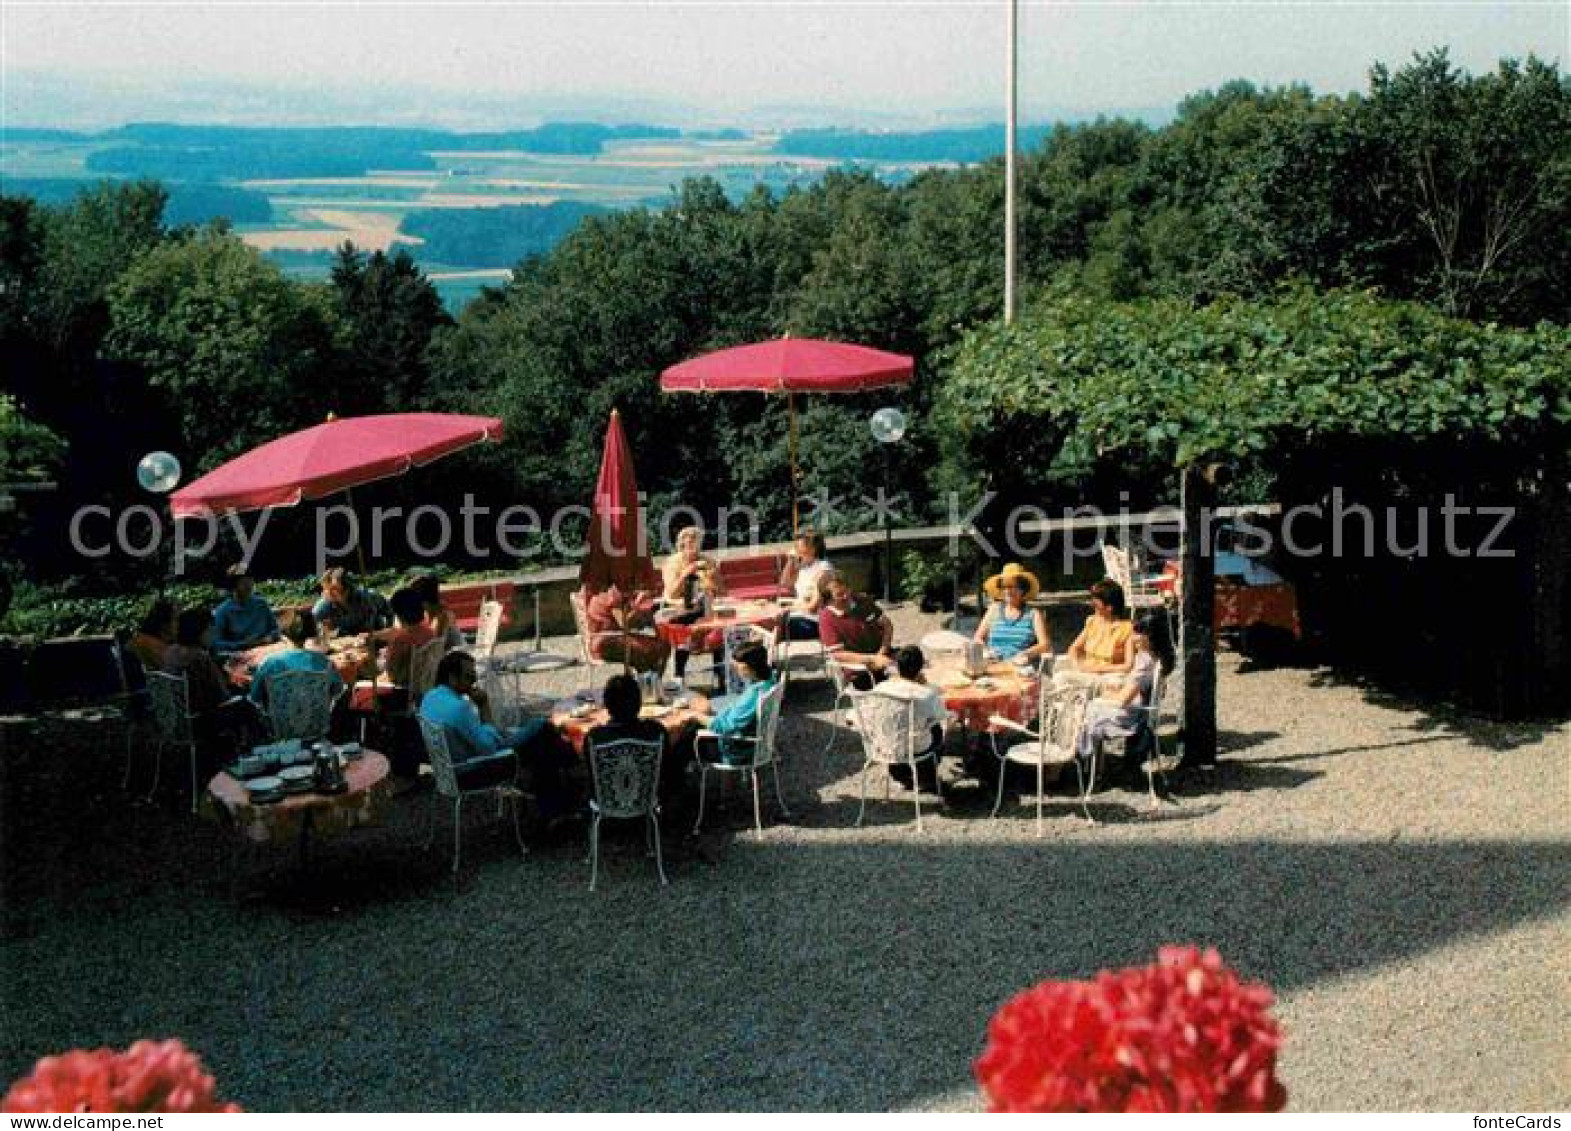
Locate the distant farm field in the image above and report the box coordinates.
[2,132,939,310]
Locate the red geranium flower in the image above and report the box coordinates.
[3,1040,241,1113]
[975,945,1287,1113]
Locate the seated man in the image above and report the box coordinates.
[130,597,176,671]
[817,569,895,686]
[408,573,467,651]
[588,673,694,802]
[692,642,776,766]
[248,610,344,710]
[419,651,579,816]
[875,645,949,789]
[312,567,392,637]
[211,567,279,655]
[583,583,671,675]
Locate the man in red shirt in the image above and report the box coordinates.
[382,586,437,687]
[817,570,895,677]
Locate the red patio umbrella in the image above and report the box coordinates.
[579,409,659,593]
[660,337,914,531]
[169,413,504,519]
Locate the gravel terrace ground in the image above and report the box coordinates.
[1,602,1566,1111]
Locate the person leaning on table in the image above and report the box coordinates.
[312,567,392,637]
[588,672,696,802]
[248,610,344,710]
[817,569,895,687]
[419,651,579,817]
[661,524,726,684]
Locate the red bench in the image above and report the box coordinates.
[716,553,787,602]
[443,580,516,634]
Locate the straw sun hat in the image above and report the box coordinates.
[984,562,1041,602]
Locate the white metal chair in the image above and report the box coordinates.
[259,668,337,742]
[848,688,945,831]
[1101,542,1168,616]
[142,670,203,812]
[692,679,788,840]
[569,589,620,686]
[771,602,829,690]
[471,598,505,667]
[407,636,446,706]
[585,736,667,891]
[988,681,1095,832]
[1094,661,1185,810]
[821,656,869,760]
[417,716,526,878]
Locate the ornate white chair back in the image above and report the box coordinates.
[265,668,335,741]
[473,599,504,660]
[850,689,921,767]
[417,716,462,799]
[588,737,663,820]
[144,670,195,745]
[408,638,446,704]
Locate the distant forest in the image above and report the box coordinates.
[0,178,272,226]
[401,202,608,268]
[79,122,684,180]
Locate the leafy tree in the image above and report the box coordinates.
[329,244,451,412]
[103,228,341,467]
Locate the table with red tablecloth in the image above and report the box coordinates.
[653,600,782,652]
[226,639,403,710]
[551,701,702,757]
[206,750,391,848]
[938,664,1040,733]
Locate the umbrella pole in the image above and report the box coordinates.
[345,486,369,577]
[788,391,800,536]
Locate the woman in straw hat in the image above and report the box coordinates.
[974,563,1051,662]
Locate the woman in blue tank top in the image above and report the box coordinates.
[974,563,1051,662]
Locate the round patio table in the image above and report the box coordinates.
[654,599,782,651]
[939,663,1039,733]
[207,750,391,866]
[225,640,364,689]
[552,701,701,756]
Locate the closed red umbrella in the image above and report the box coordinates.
[660,337,914,531]
[579,409,659,593]
[169,413,504,519]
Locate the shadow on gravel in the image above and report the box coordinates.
[3,709,1565,1112]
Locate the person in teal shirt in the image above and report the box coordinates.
[696,642,776,766]
[212,567,279,655]
[248,611,343,709]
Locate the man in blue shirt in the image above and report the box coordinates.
[312,567,392,636]
[248,611,344,709]
[212,568,279,655]
[419,651,579,814]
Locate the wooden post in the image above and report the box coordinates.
[1180,464,1218,764]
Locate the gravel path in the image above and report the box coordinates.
[1,603,1565,1111]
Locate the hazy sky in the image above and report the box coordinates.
[3,1,1566,129]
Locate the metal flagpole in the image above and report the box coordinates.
[1004,0,1019,324]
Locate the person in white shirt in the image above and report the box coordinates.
[779,529,832,641]
[876,645,949,789]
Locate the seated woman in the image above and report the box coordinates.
[778,528,832,641]
[162,608,257,773]
[129,598,176,671]
[693,642,775,766]
[211,566,279,655]
[817,570,895,684]
[660,524,726,684]
[973,563,1051,663]
[583,583,671,675]
[1076,613,1174,774]
[588,672,695,802]
[419,651,580,816]
[1062,579,1135,677]
[312,568,392,637]
[248,610,344,710]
